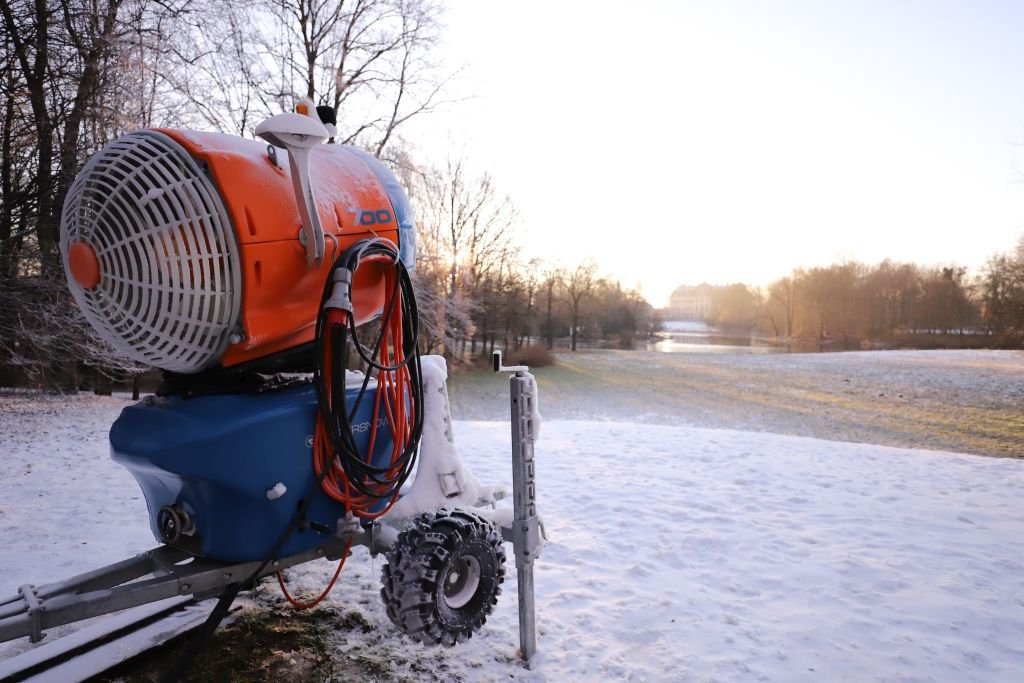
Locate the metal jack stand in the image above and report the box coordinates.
[493,351,543,664]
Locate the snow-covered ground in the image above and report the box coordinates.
[451,349,1024,458]
[1,380,1023,681]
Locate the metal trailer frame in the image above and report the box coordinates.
[0,538,353,645]
[0,354,543,661]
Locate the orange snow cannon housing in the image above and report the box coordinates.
[162,129,400,367]
[61,124,416,374]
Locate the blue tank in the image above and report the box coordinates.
[110,381,392,563]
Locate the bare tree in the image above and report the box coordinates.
[0,244,147,391]
[860,260,920,339]
[413,155,516,359]
[0,0,153,273]
[0,0,182,389]
[560,261,596,352]
[540,264,558,349]
[767,275,797,338]
[707,283,759,332]
[164,0,455,154]
[139,1,271,136]
[979,241,1024,343]
[595,279,653,349]
[0,26,37,279]
[410,265,473,356]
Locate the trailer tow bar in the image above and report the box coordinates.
[0,539,356,646]
[493,351,543,664]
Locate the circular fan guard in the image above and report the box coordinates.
[61,131,242,373]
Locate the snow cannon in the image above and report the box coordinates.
[57,104,423,568]
[0,103,543,668]
[61,115,415,373]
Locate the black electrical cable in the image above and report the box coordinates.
[163,237,421,683]
[315,278,419,497]
[312,237,423,501]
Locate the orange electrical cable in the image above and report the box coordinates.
[276,538,354,610]
[312,257,415,520]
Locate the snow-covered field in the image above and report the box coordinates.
[451,349,1024,457]
[1,355,1023,681]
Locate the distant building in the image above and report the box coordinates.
[668,283,717,320]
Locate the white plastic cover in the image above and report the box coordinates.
[61,131,242,373]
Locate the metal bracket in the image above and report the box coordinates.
[254,111,329,267]
[266,144,281,169]
[18,585,44,643]
[493,350,528,373]
[336,513,361,542]
[513,517,543,562]
[439,471,461,498]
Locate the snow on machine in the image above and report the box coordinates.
[0,102,543,674]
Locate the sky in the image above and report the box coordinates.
[402,0,1024,308]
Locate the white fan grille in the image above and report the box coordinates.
[61,131,242,373]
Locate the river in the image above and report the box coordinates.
[648,320,790,354]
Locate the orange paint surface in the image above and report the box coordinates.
[158,130,398,367]
[68,241,101,289]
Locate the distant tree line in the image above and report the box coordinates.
[703,238,1024,348]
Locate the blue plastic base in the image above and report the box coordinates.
[110,382,391,563]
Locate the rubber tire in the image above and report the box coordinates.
[381,508,506,646]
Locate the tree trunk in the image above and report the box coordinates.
[93,367,112,396]
[545,282,554,349]
[53,1,123,274]
[570,308,578,351]
[1,71,13,277]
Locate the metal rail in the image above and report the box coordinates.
[494,351,544,664]
[0,540,348,645]
[0,596,219,683]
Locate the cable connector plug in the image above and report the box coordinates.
[337,512,361,543]
[324,267,353,325]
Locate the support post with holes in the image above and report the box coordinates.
[495,351,542,664]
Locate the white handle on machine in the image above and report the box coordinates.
[255,110,329,266]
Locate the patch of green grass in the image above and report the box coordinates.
[448,349,1024,457]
